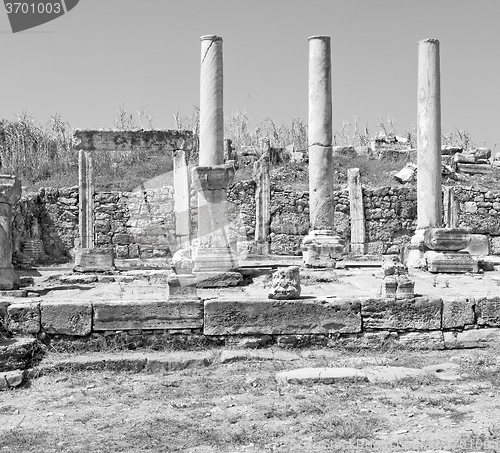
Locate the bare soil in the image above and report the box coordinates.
[2,346,500,453]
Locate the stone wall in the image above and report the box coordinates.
[12,180,500,264]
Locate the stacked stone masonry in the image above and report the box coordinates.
[12,183,500,264]
[4,295,500,350]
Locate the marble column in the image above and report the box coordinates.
[302,36,343,267]
[417,38,442,230]
[192,35,242,287]
[0,175,21,290]
[407,39,477,273]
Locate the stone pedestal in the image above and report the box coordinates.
[73,248,115,273]
[302,230,344,268]
[381,256,415,300]
[0,176,21,290]
[426,251,478,273]
[303,36,343,267]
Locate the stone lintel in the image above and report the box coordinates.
[73,129,195,152]
[203,297,361,335]
[192,163,236,191]
[92,299,203,331]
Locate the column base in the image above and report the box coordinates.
[425,251,478,273]
[192,247,242,287]
[302,230,344,268]
[0,267,20,290]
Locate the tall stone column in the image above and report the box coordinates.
[302,36,343,267]
[0,175,21,290]
[406,39,477,273]
[417,38,442,230]
[192,35,242,287]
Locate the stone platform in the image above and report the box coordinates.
[2,261,500,351]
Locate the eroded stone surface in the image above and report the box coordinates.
[7,302,41,334]
[423,228,471,251]
[444,328,500,347]
[40,301,92,336]
[475,297,500,327]
[362,366,428,383]
[361,297,442,331]
[204,298,361,335]
[425,251,478,273]
[0,370,25,390]
[422,362,461,380]
[442,297,475,329]
[0,337,40,372]
[276,367,367,384]
[145,351,214,373]
[93,299,203,330]
[268,266,301,300]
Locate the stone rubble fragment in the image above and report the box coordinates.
[268,266,301,300]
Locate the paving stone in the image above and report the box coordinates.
[145,351,214,373]
[275,367,367,384]
[442,297,475,328]
[204,297,361,335]
[361,296,442,330]
[0,370,25,390]
[422,362,461,380]
[41,301,92,336]
[93,299,203,330]
[220,349,300,364]
[475,296,500,326]
[361,366,428,383]
[7,301,41,334]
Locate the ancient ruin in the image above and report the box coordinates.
[191,35,242,287]
[406,39,478,273]
[302,36,344,267]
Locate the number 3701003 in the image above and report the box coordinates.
[5,2,62,14]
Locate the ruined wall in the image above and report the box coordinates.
[13,186,176,263]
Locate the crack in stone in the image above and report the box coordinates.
[201,39,216,65]
[308,142,332,148]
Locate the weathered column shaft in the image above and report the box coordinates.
[78,149,94,249]
[417,38,442,229]
[199,35,224,167]
[308,35,334,231]
[173,149,191,249]
[348,168,365,255]
[253,149,271,255]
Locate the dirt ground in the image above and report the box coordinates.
[2,345,500,453]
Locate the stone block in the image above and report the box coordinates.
[397,331,445,349]
[167,273,197,299]
[302,230,344,267]
[457,163,491,174]
[423,228,471,251]
[444,328,500,348]
[40,301,92,336]
[268,266,301,300]
[442,297,475,328]
[425,251,478,273]
[0,337,39,372]
[453,153,478,164]
[93,299,203,331]
[476,297,500,327]
[7,302,40,334]
[361,296,442,331]
[195,271,243,288]
[204,297,362,335]
[473,147,492,159]
[73,248,115,273]
[276,367,367,384]
[491,236,500,255]
[464,234,489,256]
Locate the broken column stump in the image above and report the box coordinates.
[268,266,301,300]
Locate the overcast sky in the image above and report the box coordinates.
[1,0,498,150]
